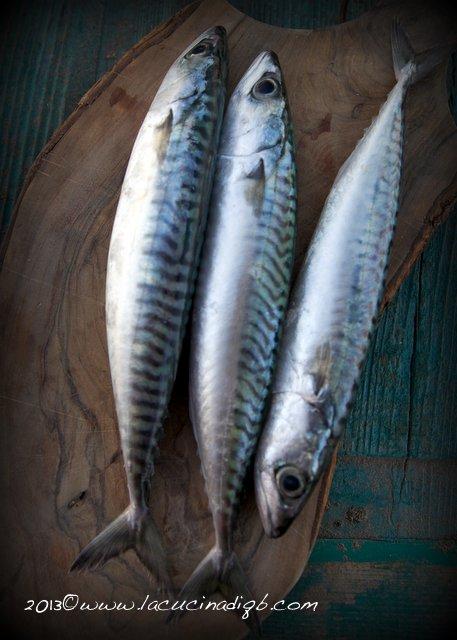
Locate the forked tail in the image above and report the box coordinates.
[70,506,173,596]
[391,20,445,85]
[168,546,261,635]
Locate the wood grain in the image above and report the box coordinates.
[262,543,457,640]
[0,1,455,638]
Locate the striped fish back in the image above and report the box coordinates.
[220,134,296,519]
[123,78,225,506]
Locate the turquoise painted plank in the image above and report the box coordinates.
[94,0,189,78]
[411,214,457,458]
[310,538,457,565]
[1,1,106,239]
[250,541,457,639]
[342,214,457,459]
[230,0,377,27]
[260,563,456,640]
[319,456,457,539]
[1,0,192,239]
[252,540,457,640]
[342,261,419,458]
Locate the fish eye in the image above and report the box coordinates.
[276,466,306,498]
[188,40,211,57]
[252,77,279,100]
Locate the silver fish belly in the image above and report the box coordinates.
[255,22,438,538]
[174,51,296,630]
[70,26,227,589]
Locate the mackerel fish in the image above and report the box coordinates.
[255,23,440,538]
[173,51,296,630]
[70,26,228,591]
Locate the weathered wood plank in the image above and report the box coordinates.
[1,1,107,239]
[343,261,419,457]
[258,540,457,640]
[411,215,457,458]
[94,0,190,77]
[311,538,457,564]
[343,213,457,459]
[319,455,457,539]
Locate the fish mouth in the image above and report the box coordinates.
[246,50,282,81]
[203,25,228,68]
[205,25,227,39]
[192,25,227,42]
[259,50,280,68]
[234,49,285,101]
[199,25,227,52]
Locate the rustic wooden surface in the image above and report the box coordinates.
[0,1,456,639]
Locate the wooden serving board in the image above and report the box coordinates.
[0,0,455,638]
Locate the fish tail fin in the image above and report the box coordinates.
[134,510,174,597]
[391,19,445,85]
[70,506,173,596]
[167,546,261,635]
[70,508,133,572]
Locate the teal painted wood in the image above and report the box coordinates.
[320,455,457,539]
[261,541,456,640]
[1,1,455,639]
[1,0,191,240]
[344,214,457,459]
[311,538,457,565]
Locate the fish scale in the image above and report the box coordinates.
[215,150,296,516]
[70,26,227,592]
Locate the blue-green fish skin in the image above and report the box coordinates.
[70,26,228,591]
[255,22,442,539]
[173,51,296,631]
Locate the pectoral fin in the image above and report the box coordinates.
[243,158,265,217]
[244,157,265,180]
[304,343,335,426]
[154,109,173,163]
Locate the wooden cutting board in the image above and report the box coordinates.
[0,0,455,638]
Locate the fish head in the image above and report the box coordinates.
[255,390,336,538]
[221,51,290,162]
[155,26,228,110]
[170,26,228,91]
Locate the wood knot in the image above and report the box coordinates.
[351,102,364,119]
[67,491,87,509]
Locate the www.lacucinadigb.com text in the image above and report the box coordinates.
[24,594,318,619]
